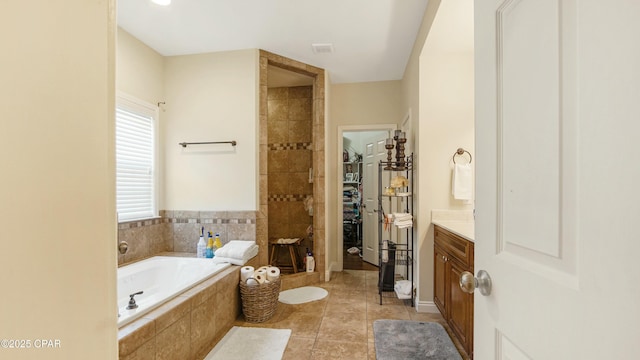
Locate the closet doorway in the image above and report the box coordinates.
[339,126,395,271]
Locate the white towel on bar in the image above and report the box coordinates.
[452,163,473,200]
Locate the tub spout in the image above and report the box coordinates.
[127,291,144,310]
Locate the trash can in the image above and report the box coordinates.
[379,241,396,291]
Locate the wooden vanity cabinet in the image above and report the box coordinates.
[434,225,474,358]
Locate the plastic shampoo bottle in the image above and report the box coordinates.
[197,227,206,258]
[206,232,214,258]
[214,233,222,249]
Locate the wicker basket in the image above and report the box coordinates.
[239,277,281,323]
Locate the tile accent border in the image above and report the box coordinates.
[118,217,163,230]
[268,194,308,202]
[268,142,312,151]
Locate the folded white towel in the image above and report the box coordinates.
[452,163,473,200]
[212,241,258,265]
[276,238,300,244]
[394,280,413,295]
[393,213,413,228]
[394,220,413,229]
[392,213,413,221]
[211,254,255,266]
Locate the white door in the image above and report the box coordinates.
[362,134,390,265]
[475,1,640,359]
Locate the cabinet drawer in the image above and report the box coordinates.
[434,225,473,268]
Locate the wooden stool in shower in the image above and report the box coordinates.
[269,238,302,273]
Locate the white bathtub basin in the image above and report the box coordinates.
[117,256,231,327]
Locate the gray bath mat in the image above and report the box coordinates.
[373,320,462,360]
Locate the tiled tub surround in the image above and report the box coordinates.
[118,261,241,360]
[165,211,257,252]
[118,211,257,266]
[267,86,314,266]
[118,217,169,265]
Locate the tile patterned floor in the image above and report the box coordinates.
[233,270,470,359]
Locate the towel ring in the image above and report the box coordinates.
[452,148,472,164]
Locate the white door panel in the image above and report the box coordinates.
[362,134,390,265]
[363,145,376,264]
[476,0,640,359]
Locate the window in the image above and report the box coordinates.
[115,94,158,222]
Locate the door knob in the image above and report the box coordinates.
[460,270,492,296]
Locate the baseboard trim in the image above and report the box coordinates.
[325,261,338,281]
[416,300,440,313]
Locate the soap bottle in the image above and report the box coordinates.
[306,249,315,273]
[197,227,206,258]
[303,247,309,268]
[206,231,214,258]
[214,233,222,249]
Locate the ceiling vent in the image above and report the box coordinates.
[311,43,334,54]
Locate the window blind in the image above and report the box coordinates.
[115,101,156,221]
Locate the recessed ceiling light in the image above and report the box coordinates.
[311,43,334,54]
[151,0,171,6]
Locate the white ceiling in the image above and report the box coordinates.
[117,0,430,84]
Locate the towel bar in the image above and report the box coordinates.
[179,140,237,148]
[452,148,472,164]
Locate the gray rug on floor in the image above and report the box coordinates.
[373,320,462,360]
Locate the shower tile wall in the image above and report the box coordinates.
[267,86,313,255]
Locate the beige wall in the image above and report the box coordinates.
[327,81,402,270]
[116,28,164,106]
[409,0,474,310]
[163,49,259,211]
[116,27,166,211]
[399,1,438,306]
[0,1,117,358]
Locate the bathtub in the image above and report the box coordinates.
[117,256,231,327]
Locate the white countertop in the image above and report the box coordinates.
[431,210,475,242]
